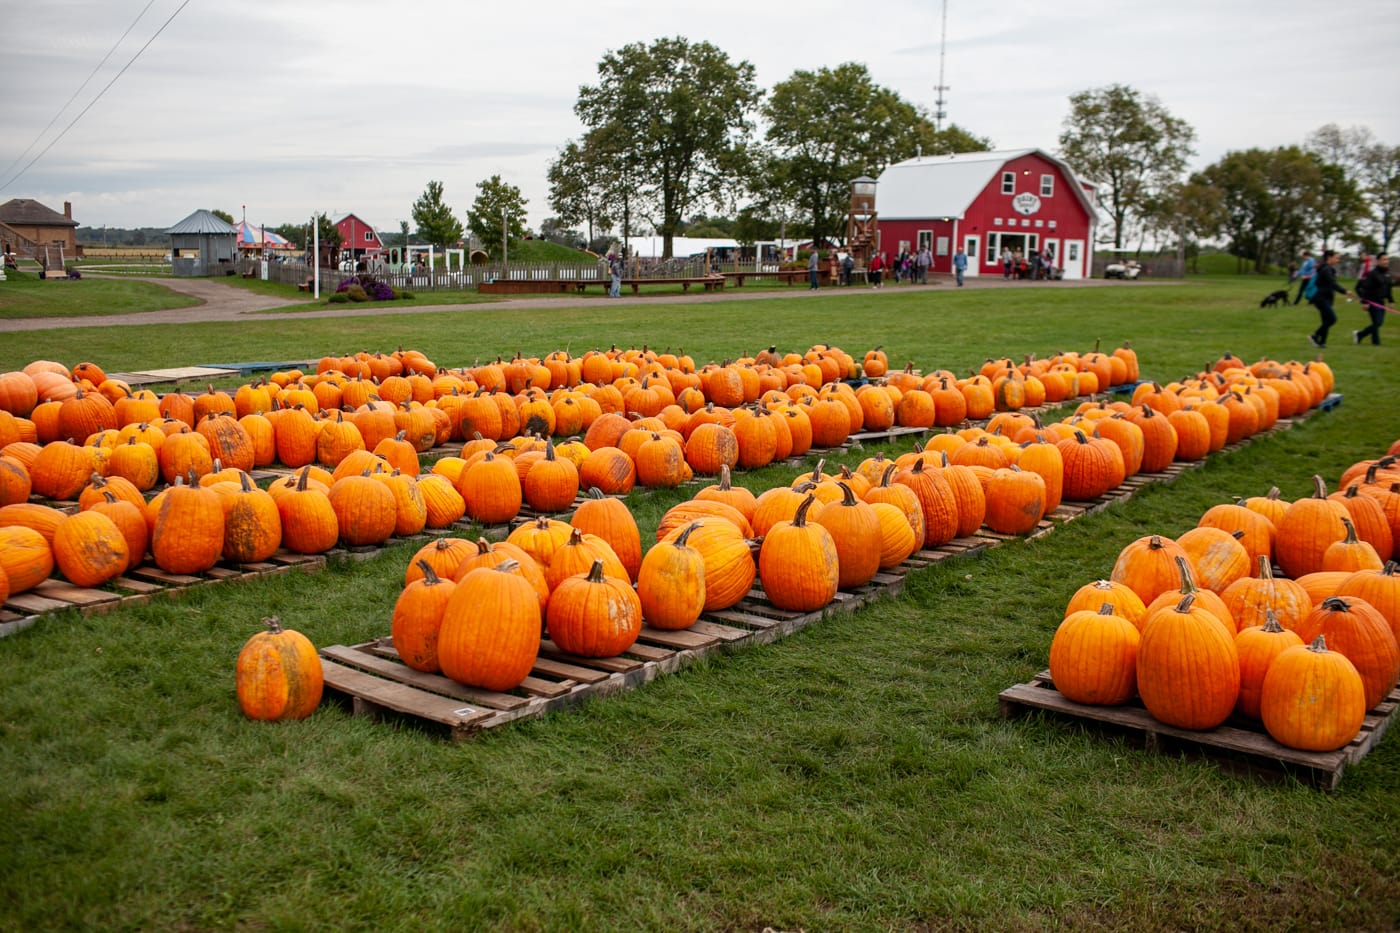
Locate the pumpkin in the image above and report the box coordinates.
[1174,525,1251,593]
[685,422,739,476]
[812,481,881,589]
[1220,555,1312,632]
[0,524,53,593]
[638,520,707,630]
[1335,561,1400,641]
[984,466,1046,535]
[1294,596,1400,710]
[151,474,225,574]
[157,428,213,485]
[1321,518,1383,573]
[523,443,580,513]
[391,560,457,672]
[1260,635,1366,751]
[1234,610,1306,720]
[276,467,340,555]
[1057,430,1124,502]
[863,463,926,548]
[29,441,97,501]
[454,538,550,618]
[547,558,643,657]
[236,616,324,721]
[661,517,754,612]
[0,501,68,546]
[895,459,959,548]
[1275,475,1349,579]
[507,517,574,569]
[0,455,31,507]
[1143,556,1236,633]
[1330,484,1393,561]
[328,470,397,546]
[1064,579,1147,630]
[88,490,148,572]
[438,562,542,691]
[759,494,839,611]
[545,527,629,591]
[1110,534,1194,605]
[1196,502,1275,570]
[217,472,282,563]
[636,432,689,488]
[196,412,256,473]
[405,537,477,586]
[560,491,635,583]
[1049,603,1141,706]
[869,501,918,570]
[578,446,636,496]
[694,464,757,521]
[1136,593,1241,730]
[52,509,129,587]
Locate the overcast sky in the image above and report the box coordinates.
[2,0,1396,236]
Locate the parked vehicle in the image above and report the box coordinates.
[1105,258,1142,280]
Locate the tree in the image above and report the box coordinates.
[399,221,411,249]
[539,218,582,247]
[411,181,464,249]
[760,63,990,248]
[547,139,614,245]
[210,209,234,225]
[467,175,528,260]
[575,37,761,258]
[272,223,305,248]
[1059,84,1196,248]
[1190,147,1324,273]
[1357,143,1400,253]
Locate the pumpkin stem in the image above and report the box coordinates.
[1311,475,1327,499]
[793,493,816,527]
[1340,517,1359,544]
[1097,602,1116,616]
[718,464,732,491]
[880,463,898,487]
[493,559,520,574]
[585,559,607,584]
[1308,634,1329,653]
[415,560,442,586]
[837,481,857,506]
[1173,555,1200,595]
[262,616,283,635]
[675,520,703,547]
[1262,609,1284,633]
[1174,593,1196,613]
[1319,596,1350,612]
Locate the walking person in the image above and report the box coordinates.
[1308,249,1351,348]
[1000,247,1013,279]
[953,245,967,287]
[1293,251,1315,305]
[868,251,884,288]
[808,248,820,290]
[1353,254,1392,345]
[607,253,623,298]
[917,246,931,283]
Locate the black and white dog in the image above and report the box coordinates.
[1259,289,1289,308]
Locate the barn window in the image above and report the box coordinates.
[364,231,374,242]
[1040,174,1055,197]
[1001,172,1015,195]
[917,230,932,252]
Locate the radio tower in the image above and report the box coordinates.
[933,0,949,138]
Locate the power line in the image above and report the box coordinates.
[0,0,160,186]
[0,0,194,196]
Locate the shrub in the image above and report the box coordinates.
[327,292,350,304]
[345,284,369,302]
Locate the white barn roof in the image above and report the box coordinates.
[166,209,238,235]
[876,149,1096,221]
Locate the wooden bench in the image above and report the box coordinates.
[723,270,812,287]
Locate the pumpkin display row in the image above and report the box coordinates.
[1048,444,1400,754]
[0,340,1146,495]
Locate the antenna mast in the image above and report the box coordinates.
[933,0,949,136]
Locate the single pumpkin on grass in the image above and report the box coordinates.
[236,616,324,721]
[547,558,643,657]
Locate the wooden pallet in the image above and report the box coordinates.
[0,550,327,637]
[319,567,909,739]
[999,671,1398,791]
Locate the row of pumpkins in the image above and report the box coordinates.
[0,341,1148,503]
[1049,443,1400,753]
[0,350,1339,609]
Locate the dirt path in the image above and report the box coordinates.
[0,274,1175,333]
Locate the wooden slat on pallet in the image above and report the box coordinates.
[999,671,1398,791]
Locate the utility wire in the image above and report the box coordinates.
[0,0,160,186]
[0,0,194,196]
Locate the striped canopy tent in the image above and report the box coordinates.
[231,220,295,252]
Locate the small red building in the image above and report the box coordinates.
[335,213,383,263]
[876,149,1097,279]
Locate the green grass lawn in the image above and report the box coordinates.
[0,270,200,318]
[0,278,1397,931]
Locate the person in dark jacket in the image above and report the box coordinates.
[1308,249,1351,348]
[1353,253,1392,345]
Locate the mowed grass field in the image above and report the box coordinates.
[1,276,1398,932]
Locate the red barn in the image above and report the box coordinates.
[335,213,383,262]
[875,149,1097,280]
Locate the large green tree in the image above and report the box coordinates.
[760,62,989,248]
[1189,147,1324,273]
[547,138,615,246]
[1058,84,1195,249]
[467,175,528,260]
[411,181,464,250]
[575,37,760,258]
[1307,124,1400,253]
